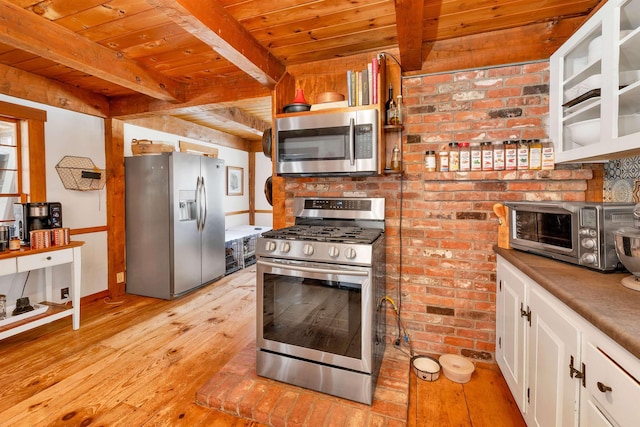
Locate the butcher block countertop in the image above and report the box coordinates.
[495,247,640,360]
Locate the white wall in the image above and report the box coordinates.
[0,94,107,304]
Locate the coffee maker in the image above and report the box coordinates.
[14,202,63,246]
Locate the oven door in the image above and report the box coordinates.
[275,109,378,177]
[256,258,373,373]
[507,202,579,261]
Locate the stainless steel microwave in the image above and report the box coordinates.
[505,201,635,271]
[275,109,379,177]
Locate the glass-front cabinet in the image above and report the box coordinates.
[550,0,640,163]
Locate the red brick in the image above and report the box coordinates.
[238,382,269,419]
[287,392,316,425]
[270,389,299,427]
[307,396,334,426]
[222,378,255,414]
[253,383,286,424]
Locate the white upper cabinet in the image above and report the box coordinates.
[550,0,640,163]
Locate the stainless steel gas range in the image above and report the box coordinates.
[256,197,386,405]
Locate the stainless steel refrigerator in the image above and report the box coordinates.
[125,151,225,299]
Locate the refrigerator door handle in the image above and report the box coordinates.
[201,177,208,230]
[195,176,202,230]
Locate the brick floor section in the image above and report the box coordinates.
[196,342,410,426]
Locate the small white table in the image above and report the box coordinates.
[0,241,83,340]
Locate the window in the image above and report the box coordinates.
[0,117,20,225]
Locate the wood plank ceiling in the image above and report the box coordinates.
[0,0,603,145]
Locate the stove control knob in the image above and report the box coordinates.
[303,244,314,256]
[265,241,277,252]
[344,247,357,259]
[280,242,291,253]
[582,238,597,249]
[328,246,340,258]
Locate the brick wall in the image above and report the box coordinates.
[281,61,596,363]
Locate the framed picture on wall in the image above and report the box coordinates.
[227,166,244,196]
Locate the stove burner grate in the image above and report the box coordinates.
[262,225,382,244]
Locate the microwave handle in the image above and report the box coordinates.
[349,117,355,166]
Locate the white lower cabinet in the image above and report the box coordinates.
[497,256,580,427]
[496,256,528,412]
[496,255,640,427]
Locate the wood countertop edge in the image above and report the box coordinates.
[0,241,84,260]
[494,246,640,361]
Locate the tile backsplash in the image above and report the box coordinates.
[604,155,640,203]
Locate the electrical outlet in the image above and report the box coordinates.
[61,287,69,299]
[116,272,125,283]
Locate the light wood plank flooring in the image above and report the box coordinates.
[0,266,523,426]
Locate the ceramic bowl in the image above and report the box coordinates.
[439,354,475,383]
[412,355,441,381]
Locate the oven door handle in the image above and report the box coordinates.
[348,117,355,166]
[258,260,369,277]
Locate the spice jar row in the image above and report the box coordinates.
[427,139,554,172]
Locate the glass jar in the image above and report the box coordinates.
[481,141,493,171]
[493,141,505,171]
[425,150,436,172]
[517,140,529,170]
[541,139,555,170]
[459,142,471,171]
[396,95,403,125]
[438,148,449,172]
[448,142,460,172]
[505,140,518,170]
[0,294,6,320]
[390,144,401,171]
[529,139,542,170]
[470,142,481,171]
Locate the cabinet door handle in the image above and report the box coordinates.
[597,382,612,393]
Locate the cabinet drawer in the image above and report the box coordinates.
[17,249,73,272]
[0,257,17,275]
[586,342,640,427]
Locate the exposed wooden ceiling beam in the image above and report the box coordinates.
[110,73,271,118]
[394,0,424,71]
[0,62,110,118]
[0,0,185,102]
[146,0,286,89]
[126,115,250,151]
[191,107,269,136]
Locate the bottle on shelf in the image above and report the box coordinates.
[459,142,471,171]
[493,141,505,171]
[390,144,402,171]
[481,141,493,171]
[505,140,518,170]
[469,142,481,171]
[396,95,403,125]
[385,84,399,125]
[448,142,460,172]
[517,140,529,170]
[425,151,436,172]
[438,147,449,172]
[541,139,555,170]
[529,139,542,170]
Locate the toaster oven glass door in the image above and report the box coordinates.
[514,210,574,250]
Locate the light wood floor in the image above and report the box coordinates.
[0,266,523,426]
